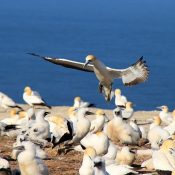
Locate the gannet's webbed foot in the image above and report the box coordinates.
[57,145,73,155]
[104,84,113,102]
[98,83,103,93]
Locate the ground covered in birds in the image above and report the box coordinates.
[0,106,159,174]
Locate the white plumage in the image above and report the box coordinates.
[15,141,49,175]
[28,53,149,101]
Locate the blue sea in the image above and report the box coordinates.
[0,0,175,110]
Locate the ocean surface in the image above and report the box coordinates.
[0,0,175,110]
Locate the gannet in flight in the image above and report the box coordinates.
[28,53,149,101]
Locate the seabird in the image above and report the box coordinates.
[114,89,127,107]
[0,92,22,110]
[157,105,173,124]
[148,116,169,149]
[14,141,49,175]
[28,53,149,101]
[23,86,51,109]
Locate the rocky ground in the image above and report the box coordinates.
[0,105,159,175]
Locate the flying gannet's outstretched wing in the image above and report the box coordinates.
[28,53,149,86]
[28,53,94,72]
[108,57,149,86]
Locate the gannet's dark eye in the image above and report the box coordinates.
[34,128,38,132]
[115,111,120,115]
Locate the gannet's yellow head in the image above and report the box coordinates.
[68,107,77,118]
[153,116,161,125]
[9,109,17,117]
[84,147,96,158]
[24,86,32,95]
[126,102,133,109]
[48,115,64,125]
[96,131,103,136]
[85,55,96,62]
[157,105,169,112]
[115,89,121,96]
[19,111,27,119]
[172,110,175,120]
[74,96,81,102]
[96,109,105,116]
[160,140,175,152]
[84,55,96,68]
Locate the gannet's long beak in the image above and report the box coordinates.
[83,60,90,69]
[156,106,162,110]
[85,111,95,116]
[13,145,25,151]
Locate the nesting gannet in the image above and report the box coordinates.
[80,131,109,155]
[0,92,22,110]
[0,109,20,125]
[157,105,172,124]
[106,107,140,145]
[114,89,127,107]
[14,141,49,175]
[56,108,92,147]
[71,108,92,143]
[73,96,95,108]
[90,109,107,134]
[148,116,169,149]
[27,110,51,146]
[129,120,142,138]
[121,102,134,120]
[79,147,97,175]
[164,110,175,135]
[23,86,51,109]
[102,141,118,161]
[152,139,175,174]
[116,146,135,166]
[0,157,11,175]
[28,53,149,101]
[93,157,109,175]
[46,115,72,147]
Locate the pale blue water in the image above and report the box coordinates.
[0,0,175,110]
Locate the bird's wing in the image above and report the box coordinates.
[108,56,149,86]
[27,53,94,72]
[32,91,42,98]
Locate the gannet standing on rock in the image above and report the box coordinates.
[121,102,134,120]
[164,110,175,135]
[157,105,172,124]
[14,141,49,175]
[152,139,175,174]
[90,109,107,134]
[23,86,51,109]
[28,53,149,101]
[79,147,97,175]
[46,115,72,147]
[73,96,95,108]
[0,92,22,110]
[80,131,109,155]
[106,107,140,145]
[27,110,51,146]
[148,116,169,149]
[114,89,127,107]
[55,108,92,148]
[116,146,135,166]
